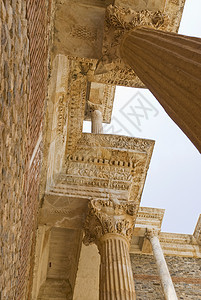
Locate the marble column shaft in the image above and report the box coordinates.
[146,230,178,300]
[91,110,103,134]
[99,235,135,300]
[120,27,201,152]
[84,199,137,300]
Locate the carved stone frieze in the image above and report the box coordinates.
[56,94,67,144]
[76,132,154,152]
[83,197,137,247]
[66,161,132,181]
[65,60,90,153]
[61,133,154,204]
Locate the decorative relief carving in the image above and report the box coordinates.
[50,208,71,214]
[62,175,130,190]
[59,133,153,204]
[93,65,145,87]
[76,133,154,153]
[103,5,167,62]
[105,6,166,31]
[70,25,97,42]
[65,60,89,153]
[66,161,133,181]
[56,94,67,143]
[46,56,154,205]
[92,5,168,87]
[83,197,137,247]
[67,55,142,88]
[145,228,160,239]
[66,162,110,178]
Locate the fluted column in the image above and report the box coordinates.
[99,234,135,299]
[83,197,137,300]
[145,228,178,300]
[120,27,201,152]
[91,110,103,134]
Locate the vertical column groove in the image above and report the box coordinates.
[99,237,135,300]
[91,110,103,134]
[120,27,201,152]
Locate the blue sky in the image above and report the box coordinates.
[83,0,201,234]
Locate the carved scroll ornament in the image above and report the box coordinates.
[83,197,137,247]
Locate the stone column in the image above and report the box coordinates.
[91,110,103,134]
[83,198,137,300]
[145,228,178,300]
[120,27,201,152]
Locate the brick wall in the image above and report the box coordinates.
[130,254,201,299]
[26,0,47,156]
[0,0,50,299]
[17,1,49,298]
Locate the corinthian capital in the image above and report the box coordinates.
[105,5,166,30]
[83,197,137,247]
[145,228,160,240]
[95,5,168,75]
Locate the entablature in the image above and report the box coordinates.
[131,209,201,258]
[52,0,186,87]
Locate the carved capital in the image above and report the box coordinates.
[145,228,160,240]
[87,101,103,113]
[83,197,137,247]
[105,5,166,31]
[95,5,168,75]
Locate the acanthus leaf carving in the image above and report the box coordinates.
[83,197,137,248]
[92,5,168,87]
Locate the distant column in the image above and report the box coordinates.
[91,110,103,134]
[120,27,201,152]
[84,198,137,300]
[145,228,178,300]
